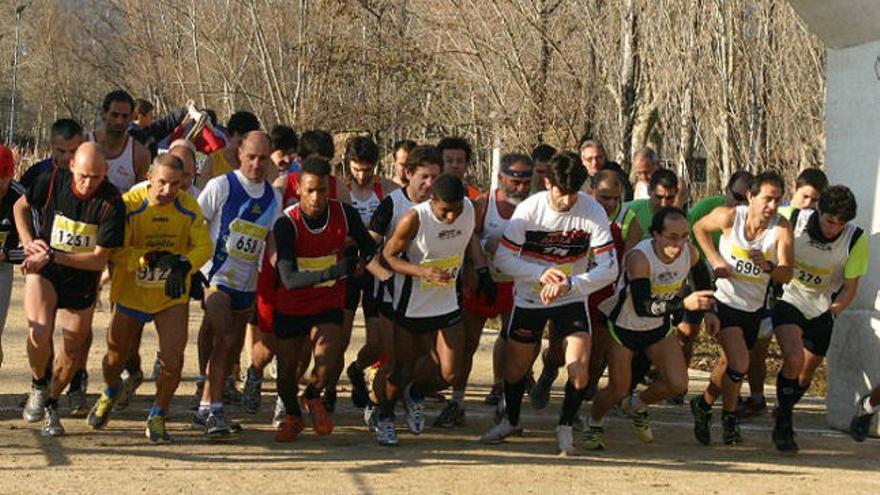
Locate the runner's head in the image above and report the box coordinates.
[817,185,856,238]
[270,125,298,172]
[227,111,261,150]
[298,156,332,218]
[392,139,417,182]
[168,139,197,191]
[70,142,108,197]
[632,147,659,186]
[579,139,606,176]
[748,171,785,221]
[530,144,555,192]
[437,136,471,179]
[147,153,185,205]
[0,145,14,197]
[298,129,335,161]
[133,99,154,129]
[649,168,679,211]
[405,145,442,202]
[498,153,533,204]
[650,206,689,260]
[238,131,271,182]
[345,136,380,187]
[790,168,827,210]
[725,170,753,207]
[590,169,623,218]
[545,151,586,212]
[101,89,135,138]
[49,118,83,169]
[431,174,466,225]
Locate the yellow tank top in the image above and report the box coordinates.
[210,149,235,178]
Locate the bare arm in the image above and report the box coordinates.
[693,206,734,276]
[53,246,114,272]
[769,219,794,284]
[830,278,860,317]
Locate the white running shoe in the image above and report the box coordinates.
[42,406,64,437]
[557,425,576,456]
[480,417,522,444]
[403,384,424,435]
[23,384,48,422]
[272,395,286,429]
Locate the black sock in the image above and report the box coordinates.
[794,380,811,404]
[33,373,50,388]
[68,369,87,393]
[776,373,800,421]
[45,398,59,410]
[504,378,527,426]
[559,380,588,426]
[303,384,321,401]
[697,394,712,411]
[630,352,651,392]
[277,369,302,417]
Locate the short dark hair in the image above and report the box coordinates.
[393,139,417,155]
[102,89,135,113]
[500,153,533,170]
[651,206,688,235]
[818,185,857,222]
[750,171,785,196]
[433,174,465,202]
[726,170,754,192]
[546,151,587,193]
[591,169,622,191]
[50,119,83,140]
[298,130,335,160]
[345,136,379,166]
[226,111,261,137]
[795,168,828,193]
[531,144,556,163]
[301,156,332,178]
[436,136,472,163]
[405,145,443,173]
[270,125,298,152]
[649,168,678,192]
[134,99,154,116]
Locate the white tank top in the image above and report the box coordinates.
[715,205,780,312]
[480,190,513,282]
[349,182,384,226]
[89,132,136,192]
[379,188,416,304]
[781,209,860,319]
[394,199,475,318]
[611,239,691,331]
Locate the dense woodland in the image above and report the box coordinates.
[0,0,825,194]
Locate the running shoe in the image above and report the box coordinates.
[23,384,48,422]
[115,369,144,411]
[772,417,798,452]
[403,384,425,435]
[484,384,503,406]
[87,393,116,429]
[690,396,712,445]
[480,417,522,444]
[721,411,743,445]
[850,394,877,442]
[193,410,242,434]
[530,366,558,410]
[347,362,369,409]
[67,373,89,417]
[190,380,205,411]
[433,400,465,428]
[364,405,379,432]
[206,413,239,440]
[582,425,605,450]
[734,395,767,419]
[145,415,171,444]
[274,415,305,442]
[303,397,334,435]
[667,392,686,406]
[241,373,263,414]
[272,396,286,429]
[42,405,64,437]
[222,376,241,403]
[621,395,653,443]
[557,424,576,456]
[376,414,399,446]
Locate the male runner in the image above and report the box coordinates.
[20,119,83,190]
[390,139,417,188]
[437,137,481,200]
[631,147,660,200]
[267,124,298,183]
[197,111,261,187]
[530,144,555,193]
[0,146,26,369]
[88,90,151,192]
[14,143,126,437]
[480,152,618,454]
[86,153,211,443]
[195,131,282,438]
[584,207,715,451]
[770,185,866,451]
[691,171,793,446]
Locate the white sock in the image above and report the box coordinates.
[863,395,878,414]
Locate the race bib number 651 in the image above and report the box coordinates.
[50,214,98,253]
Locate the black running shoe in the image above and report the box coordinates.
[690,396,712,445]
[772,418,798,453]
[850,394,876,442]
[722,411,743,445]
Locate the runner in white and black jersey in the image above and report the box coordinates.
[584,207,715,450]
[88,90,151,192]
[691,171,793,446]
[480,151,618,455]
[348,146,440,432]
[771,186,868,451]
[381,173,480,446]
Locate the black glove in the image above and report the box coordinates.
[158,254,192,299]
[476,267,498,305]
[143,250,173,269]
[328,256,357,281]
[189,271,208,301]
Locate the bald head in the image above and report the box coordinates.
[71,142,108,196]
[238,131,272,182]
[168,139,197,190]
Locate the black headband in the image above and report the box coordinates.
[500,164,533,178]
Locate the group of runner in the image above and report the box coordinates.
[0,89,875,453]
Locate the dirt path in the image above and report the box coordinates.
[0,275,877,494]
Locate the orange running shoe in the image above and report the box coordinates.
[304,397,334,435]
[274,415,305,442]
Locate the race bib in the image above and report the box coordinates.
[298,255,337,288]
[226,219,268,263]
[794,260,831,290]
[533,263,573,293]
[729,244,769,283]
[135,265,171,289]
[50,214,98,253]
[420,255,462,289]
[651,279,685,300]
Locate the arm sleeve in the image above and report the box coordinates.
[691,258,713,291]
[369,196,395,236]
[149,107,187,141]
[844,230,869,279]
[630,278,684,317]
[494,215,548,282]
[343,203,377,262]
[273,215,348,289]
[570,204,619,296]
